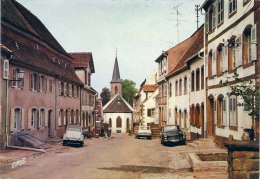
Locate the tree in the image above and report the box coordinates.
[122,79,138,107]
[100,87,110,106]
[219,73,260,140]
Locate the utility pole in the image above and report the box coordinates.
[195,5,200,29]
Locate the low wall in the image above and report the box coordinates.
[224,141,259,179]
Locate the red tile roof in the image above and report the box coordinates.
[143,84,159,92]
[167,25,204,77]
[69,52,95,73]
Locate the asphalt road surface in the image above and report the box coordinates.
[0,133,227,179]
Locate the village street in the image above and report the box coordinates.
[0,133,227,179]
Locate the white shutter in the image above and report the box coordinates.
[229,98,233,126]
[235,35,242,67]
[212,5,216,29]
[45,110,48,127]
[10,109,15,132]
[205,55,208,78]
[222,43,228,72]
[233,98,237,127]
[3,60,9,79]
[205,12,209,34]
[214,100,217,125]
[212,51,217,76]
[250,24,257,61]
[21,109,25,130]
[28,109,31,129]
[222,97,227,126]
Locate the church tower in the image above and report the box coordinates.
[110,52,122,98]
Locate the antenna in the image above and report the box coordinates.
[172,3,183,43]
[195,5,200,29]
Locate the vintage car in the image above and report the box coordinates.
[160,125,186,146]
[135,126,152,140]
[63,125,84,147]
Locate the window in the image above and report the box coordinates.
[222,43,228,72]
[115,86,118,94]
[201,67,204,90]
[205,11,209,34]
[229,0,236,15]
[217,0,224,25]
[61,82,64,95]
[175,80,178,96]
[184,76,187,94]
[229,95,237,127]
[31,108,38,129]
[212,50,216,76]
[30,73,38,91]
[179,79,182,95]
[40,75,47,92]
[109,118,112,127]
[66,83,70,96]
[196,69,200,91]
[49,79,53,93]
[147,108,155,117]
[39,108,45,127]
[11,68,24,88]
[14,108,21,130]
[217,95,227,127]
[88,72,91,86]
[72,85,75,97]
[191,71,195,92]
[116,116,122,127]
[243,24,257,64]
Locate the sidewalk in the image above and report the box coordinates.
[0,143,65,167]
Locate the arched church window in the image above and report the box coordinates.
[115,86,118,94]
[116,116,122,127]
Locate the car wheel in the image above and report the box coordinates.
[182,141,186,145]
[148,136,152,140]
[63,142,66,146]
[80,142,83,147]
[137,135,139,139]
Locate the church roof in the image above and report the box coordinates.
[110,57,121,83]
[103,94,133,113]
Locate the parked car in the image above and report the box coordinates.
[63,125,84,147]
[160,125,186,146]
[135,126,152,140]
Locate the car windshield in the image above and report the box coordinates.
[140,126,150,130]
[163,125,179,132]
[67,125,81,132]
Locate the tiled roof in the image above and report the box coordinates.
[167,25,204,77]
[1,0,82,84]
[143,84,159,92]
[103,95,133,113]
[1,0,68,56]
[111,57,121,83]
[69,52,95,73]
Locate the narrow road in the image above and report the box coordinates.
[0,133,227,178]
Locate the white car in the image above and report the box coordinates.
[135,126,152,140]
[63,125,84,147]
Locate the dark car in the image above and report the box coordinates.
[160,125,186,146]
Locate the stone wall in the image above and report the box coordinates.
[224,141,259,179]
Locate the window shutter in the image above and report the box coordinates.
[222,43,228,72]
[235,35,242,67]
[212,51,217,76]
[28,109,31,129]
[233,98,237,127]
[10,109,15,132]
[3,60,9,79]
[21,109,25,130]
[12,68,16,87]
[212,5,216,29]
[29,73,33,90]
[250,24,257,61]
[205,55,208,78]
[205,12,209,34]
[214,100,217,124]
[229,98,233,126]
[45,77,48,92]
[38,75,41,92]
[45,110,48,127]
[59,81,61,95]
[223,97,227,126]
[69,84,72,97]
[21,77,24,89]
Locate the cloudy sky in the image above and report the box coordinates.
[17,0,205,96]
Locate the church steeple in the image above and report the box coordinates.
[110,49,122,97]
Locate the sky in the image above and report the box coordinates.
[16,0,205,96]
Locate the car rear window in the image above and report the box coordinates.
[164,126,178,131]
[67,125,81,131]
[140,126,150,130]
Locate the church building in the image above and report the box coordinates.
[102,55,133,133]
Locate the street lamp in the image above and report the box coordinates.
[9,70,25,81]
